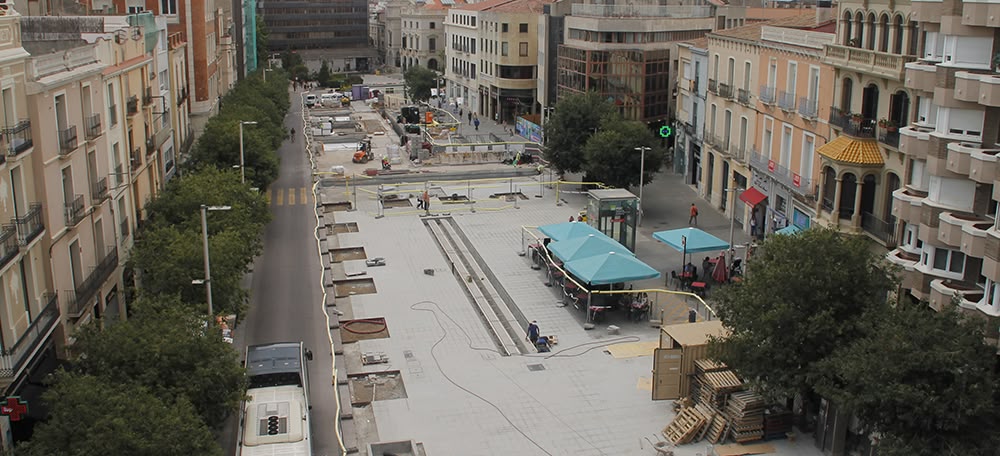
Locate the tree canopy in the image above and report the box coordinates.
[582,115,664,189]
[543,92,617,174]
[70,300,246,427]
[814,303,1000,455]
[18,373,222,456]
[709,227,896,399]
[403,65,438,102]
[255,15,269,66]
[316,61,333,88]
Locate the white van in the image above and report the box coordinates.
[304,94,318,108]
[320,93,337,106]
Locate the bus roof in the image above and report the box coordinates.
[246,342,303,378]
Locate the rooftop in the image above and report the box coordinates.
[454,0,554,14]
[708,12,821,42]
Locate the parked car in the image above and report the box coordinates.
[305,94,318,108]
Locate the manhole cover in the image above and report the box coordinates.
[403,350,414,359]
[526,364,546,372]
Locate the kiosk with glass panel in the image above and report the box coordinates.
[585,189,638,252]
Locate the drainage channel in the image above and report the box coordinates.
[425,216,527,356]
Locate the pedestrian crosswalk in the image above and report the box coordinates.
[268,187,315,206]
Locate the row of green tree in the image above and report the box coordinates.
[18,67,290,455]
[711,228,1000,455]
[543,92,666,189]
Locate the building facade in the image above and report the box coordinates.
[556,3,714,125]
[444,4,481,112]
[256,0,368,51]
[400,0,456,72]
[749,20,836,237]
[675,39,708,189]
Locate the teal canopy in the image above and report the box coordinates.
[548,234,632,263]
[652,227,730,254]
[565,251,661,285]
[537,221,601,242]
[775,224,803,236]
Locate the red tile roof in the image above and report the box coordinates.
[454,0,554,13]
[709,12,820,42]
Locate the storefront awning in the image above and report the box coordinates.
[817,135,884,166]
[739,187,767,207]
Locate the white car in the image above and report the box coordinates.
[304,94,318,107]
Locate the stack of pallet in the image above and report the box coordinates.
[725,391,766,443]
[763,407,793,440]
[698,369,745,409]
[663,404,721,445]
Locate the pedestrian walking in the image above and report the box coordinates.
[460,108,463,117]
[468,111,473,124]
[416,192,424,209]
[422,190,431,213]
[474,118,480,131]
[526,320,540,346]
[689,203,699,225]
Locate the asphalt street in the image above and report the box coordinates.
[223,88,342,456]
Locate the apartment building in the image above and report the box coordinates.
[556,3,714,125]
[256,0,369,68]
[882,0,1000,325]
[0,10,60,440]
[168,31,193,165]
[375,0,404,68]
[750,17,836,237]
[446,0,552,122]
[815,0,916,244]
[675,38,709,188]
[400,0,459,72]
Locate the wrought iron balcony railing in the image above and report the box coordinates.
[131,150,142,171]
[878,126,900,149]
[708,79,718,95]
[15,203,43,245]
[127,96,139,116]
[737,88,751,105]
[798,97,818,119]
[91,177,109,204]
[85,113,102,140]
[66,247,119,319]
[3,120,32,157]
[143,87,154,106]
[58,125,78,155]
[0,224,17,270]
[829,106,876,139]
[861,212,898,247]
[64,194,85,227]
[759,85,776,105]
[718,83,734,100]
[0,293,59,378]
[778,91,796,111]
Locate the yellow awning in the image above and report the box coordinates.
[817,135,884,166]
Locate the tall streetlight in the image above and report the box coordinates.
[634,146,651,226]
[239,120,257,184]
[198,204,232,317]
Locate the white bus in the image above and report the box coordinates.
[237,342,314,456]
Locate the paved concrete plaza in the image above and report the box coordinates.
[317,170,825,456]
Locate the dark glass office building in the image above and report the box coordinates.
[257,0,369,50]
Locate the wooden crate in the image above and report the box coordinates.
[662,406,709,445]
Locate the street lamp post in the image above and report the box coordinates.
[199,204,232,317]
[239,121,258,184]
[263,68,273,81]
[634,146,651,226]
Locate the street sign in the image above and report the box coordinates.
[659,126,673,138]
[1,396,27,422]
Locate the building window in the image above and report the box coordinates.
[501,42,508,56]
[921,247,965,275]
[127,6,144,13]
[519,23,528,33]
[429,38,436,51]
[900,223,922,253]
[519,42,527,57]
[502,23,509,33]
[160,0,176,15]
[800,132,814,180]
[430,22,436,29]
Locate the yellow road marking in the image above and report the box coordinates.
[288,188,296,205]
[301,187,309,204]
[274,188,284,206]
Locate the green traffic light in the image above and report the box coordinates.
[659,126,673,138]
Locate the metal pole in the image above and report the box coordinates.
[200,205,214,317]
[728,181,740,271]
[239,122,246,184]
[634,146,649,226]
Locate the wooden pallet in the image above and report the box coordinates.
[703,370,744,391]
[706,414,729,444]
[694,358,728,373]
[693,404,717,442]
[725,391,766,443]
[662,407,709,445]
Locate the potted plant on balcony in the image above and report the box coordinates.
[878,118,898,132]
[993,52,1000,73]
[851,112,864,122]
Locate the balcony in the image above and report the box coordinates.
[877,126,900,149]
[904,60,937,93]
[708,79,718,95]
[828,106,876,139]
[64,194,85,227]
[143,87,153,106]
[798,97,818,119]
[969,145,1000,184]
[176,87,188,106]
[860,211,897,247]
[0,224,17,270]
[3,120,32,157]
[130,150,142,172]
[85,113,102,140]
[0,293,59,380]
[145,137,156,156]
[15,203,43,245]
[928,279,982,312]
[737,88,751,105]
[718,83,734,100]
[66,247,119,319]
[823,44,916,81]
[748,147,816,198]
[759,85,776,105]
[898,125,933,158]
[729,143,746,162]
[127,96,139,116]
[113,164,124,187]
[91,177,109,204]
[938,212,991,257]
[120,216,130,240]
[777,91,796,111]
[945,142,981,176]
[58,125,78,155]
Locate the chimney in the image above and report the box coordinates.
[816,0,833,24]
